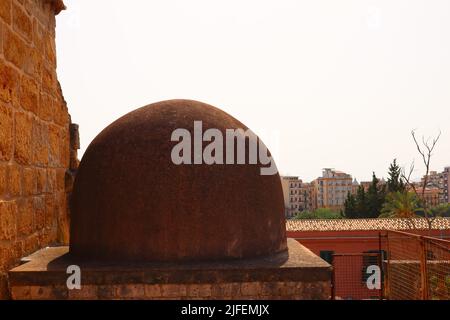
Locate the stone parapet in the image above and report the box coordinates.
[9,239,332,300]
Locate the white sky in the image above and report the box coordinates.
[56,0,450,182]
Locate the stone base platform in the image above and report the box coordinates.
[9,239,331,300]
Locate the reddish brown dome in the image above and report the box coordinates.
[70,100,287,262]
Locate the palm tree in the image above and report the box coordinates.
[380,191,422,223]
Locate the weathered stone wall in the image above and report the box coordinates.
[0,0,73,299]
[11,281,331,300]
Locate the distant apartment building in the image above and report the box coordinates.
[421,168,450,205]
[351,179,360,195]
[443,167,449,203]
[360,178,386,192]
[423,187,441,208]
[281,176,302,218]
[281,176,316,218]
[314,169,354,212]
[303,182,317,213]
[360,181,371,191]
[424,171,443,186]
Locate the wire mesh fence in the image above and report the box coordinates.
[384,230,450,300]
[330,230,449,300]
[332,253,383,300]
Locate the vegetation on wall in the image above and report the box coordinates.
[294,208,342,220]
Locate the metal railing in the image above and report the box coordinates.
[384,230,450,300]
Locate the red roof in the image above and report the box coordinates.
[286,218,450,231]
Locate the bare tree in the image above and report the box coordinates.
[401,129,442,230]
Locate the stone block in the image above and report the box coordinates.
[0,103,13,161]
[116,284,145,299]
[14,111,33,165]
[32,19,45,53]
[161,284,187,298]
[278,281,298,296]
[44,31,56,66]
[48,124,60,166]
[11,285,31,300]
[187,284,212,298]
[59,130,69,168]
[8,164,22,196]
[30,285,67,300]
[21,233,40,257]
[0,63,20,105]
[33,196,45,230]
[54,100,68,126]
[0,273,10,299]
[144,284,162,298]
[0,162,7,196]
[17,198,33,236]
[33,7,54,28]
[211,282,241,298]
[32,120,49,166]
[44,194,55,227]
[0,0,12,25]
[3,26,30,70]
[0,200,17,240]
[22,167,36,195]
[261,282,279,296]
[0,239,22,270]
[97,285,116,300]
[38,92,53,122]
[55,168,65,192]
[241,282,262,296]
[41,63,56,94]
[68,286,98,300]
[12,2,32,42]
[27,47,43,79]
[0,21,3,55]
[46,169,56,193]
[20,75,39,114]
[36,167,47,193]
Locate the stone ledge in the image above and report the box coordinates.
[10,239,330,286]
[9,239,332,299]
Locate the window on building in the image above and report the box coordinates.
[320,251,334,264]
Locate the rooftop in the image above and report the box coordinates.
[286,217,450,232]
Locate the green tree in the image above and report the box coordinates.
[428,203,450,218]
[355,185,368,218]
[366,172,386,218]
[294,208,342,220]
[380,191,422,220]
[344,191,358,219]
[387,159,405,193]
[314,208,342,219]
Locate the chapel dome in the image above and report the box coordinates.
[70,99,287,262]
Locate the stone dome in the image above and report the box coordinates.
[70,100,287,262]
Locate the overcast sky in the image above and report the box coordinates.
[56,0,450,182]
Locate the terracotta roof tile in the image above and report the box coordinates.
[286,218,450,232]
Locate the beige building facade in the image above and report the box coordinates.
[281,176,317,218]
[314,169,354,212]
[421,168,450,205]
